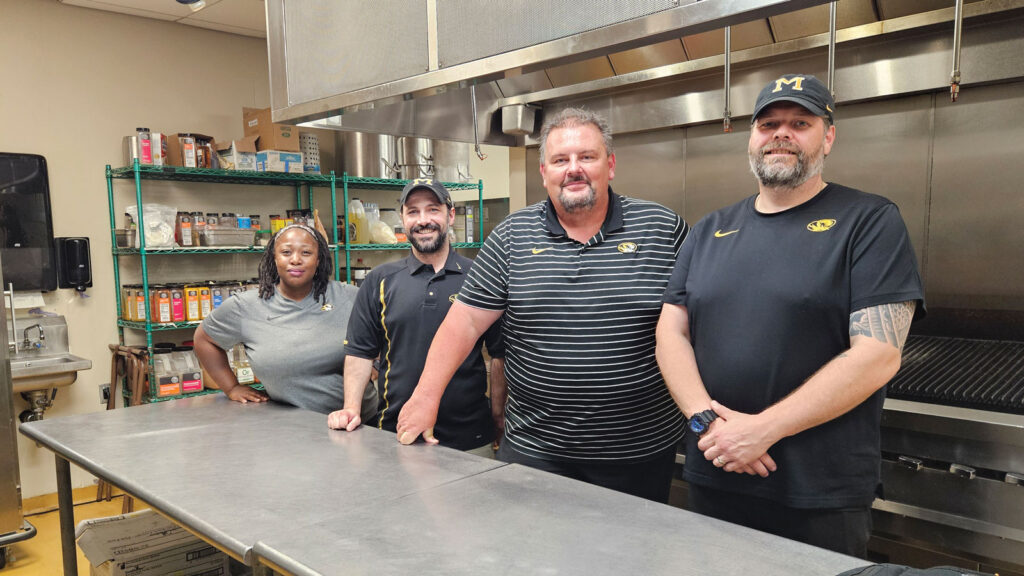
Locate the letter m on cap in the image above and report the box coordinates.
[773,76,805,93]
[412,178,433,186]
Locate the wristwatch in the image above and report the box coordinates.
[688,409,718,436]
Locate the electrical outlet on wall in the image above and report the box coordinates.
[99,383,110,404]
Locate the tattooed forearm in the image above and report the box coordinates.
[849,301,916,350]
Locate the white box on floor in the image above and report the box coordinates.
[76,509,229,576]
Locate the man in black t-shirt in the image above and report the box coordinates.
[655,74,925,557]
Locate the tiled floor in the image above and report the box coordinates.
[3,495,146,575]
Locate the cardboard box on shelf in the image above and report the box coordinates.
[76,509,229,576]
[216,135,258,171]
[242,107,300,152]
[256,150,303,173]
[165,133,215,168]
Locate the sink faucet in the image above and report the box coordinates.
[23,324,45,350]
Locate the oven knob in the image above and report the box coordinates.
[898,456,923,471]
[1006,472,1024,486]
[949,463,976,480]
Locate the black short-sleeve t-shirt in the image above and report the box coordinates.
[344,249,503,450]
[663,183,925,508]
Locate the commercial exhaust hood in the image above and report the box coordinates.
[267,0,1024,145]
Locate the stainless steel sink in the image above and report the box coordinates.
[10,353,92,393]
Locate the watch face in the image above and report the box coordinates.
[689,418,706,435]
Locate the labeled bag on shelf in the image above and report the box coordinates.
[125,203,177,247]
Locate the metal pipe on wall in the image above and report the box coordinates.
[951,0,965,102]
[827,1,837,97]
[723,26,732,133]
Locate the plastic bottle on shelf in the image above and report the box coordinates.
[232,344,255,385]
[348,198,368,244]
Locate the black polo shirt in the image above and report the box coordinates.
[458,189,688,463]
[344,248,504,450]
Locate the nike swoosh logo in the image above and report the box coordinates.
[714,229,739,238]
[531,247,551,254]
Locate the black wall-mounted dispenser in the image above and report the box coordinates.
[54,237,92,292]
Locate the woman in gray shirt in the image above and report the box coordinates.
[194,224,376,418]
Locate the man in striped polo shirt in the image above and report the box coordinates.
[397,108,689,502]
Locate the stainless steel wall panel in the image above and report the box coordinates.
[818,95,933,271]
[496,71,554,98]
[545,57,616,88]
[281,0,429,107]
[877,0,985,20]
[682,20,775,59]
[682,123,757,222]
[0,255,21,535]
[928,81,1024,310]
[605,130,688,217]
[435,0,684,68]
[609,40,688,75]
[768,0,878,42]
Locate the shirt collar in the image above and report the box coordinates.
[543,186,624,237]
[404,246,464,276]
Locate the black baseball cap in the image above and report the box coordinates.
[399,179,453,208]
[752,74,834,124]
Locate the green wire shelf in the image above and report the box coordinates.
[109,165,334,186]
[347,242,482,251]
[114,247,265,255]
[343,176,479,191]
[119,319,201,331]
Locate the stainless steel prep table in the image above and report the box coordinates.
[254,463,869,576]
[22,394,870,576]
[18,395,504,574]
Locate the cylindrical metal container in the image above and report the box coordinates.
[339,132,399,178]
[396,137,435,180]
[432,140,473,183]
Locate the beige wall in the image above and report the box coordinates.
[0,0,272,498]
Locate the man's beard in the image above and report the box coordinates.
[558,175,597,213]
[408,223,446,253]
[748,141,825,189]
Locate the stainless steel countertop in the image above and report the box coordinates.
[21,395,870,575]
[255,463,869,576]
[18,395,503,563]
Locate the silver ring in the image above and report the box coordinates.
[715,456,725,466]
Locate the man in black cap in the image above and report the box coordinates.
[655,74,925,556]
[327,179,505,456]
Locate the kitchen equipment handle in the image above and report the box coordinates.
[1005,472,1024,486]
[898,456,923,471]
[949,463,976,480]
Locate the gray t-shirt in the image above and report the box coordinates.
[201,281,375,417]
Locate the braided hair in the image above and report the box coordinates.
[258,224,333,304]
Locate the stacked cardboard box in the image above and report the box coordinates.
[76,509,230,576]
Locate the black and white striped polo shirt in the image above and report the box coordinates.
[459,189,688,463]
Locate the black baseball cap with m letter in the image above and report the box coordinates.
[752,74,835,125]
[399,178,453,208]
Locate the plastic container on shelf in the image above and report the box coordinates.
[152,349,181,398]
[200,228,256,247]
[348,198,368,244]
[174,346,203,393]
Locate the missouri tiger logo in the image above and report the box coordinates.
[617,242,638,253]
[807,219,837,232]
[449,294,457,303]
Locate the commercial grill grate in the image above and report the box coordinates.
[887,335,1024,414]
